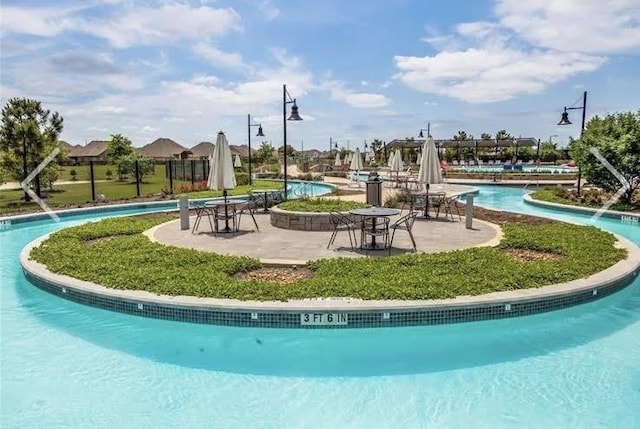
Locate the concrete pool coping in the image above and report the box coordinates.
[20,230,640,328]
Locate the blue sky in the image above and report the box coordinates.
[1,0,639,150]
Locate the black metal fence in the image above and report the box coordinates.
[165,159,210,183]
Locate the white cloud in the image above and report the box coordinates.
[257,0,280,20]
[192,42,246,69]
[395,47,604,103]
[0,5,78,37]
[394,0,619,103]
[1,3,242,48]
[496,0,640,54]
[81,4,242,48]
[322,80,390,108]
[339,92,390,108]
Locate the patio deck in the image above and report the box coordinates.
[147,208,501,264]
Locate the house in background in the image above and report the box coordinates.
[67,140,109,164]
[189,141,215,159]
[137,138,189,161]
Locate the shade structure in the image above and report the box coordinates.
[208,131,237,194]
[349,147,363,171]
[334,152,342,166]
[233,154,242,168]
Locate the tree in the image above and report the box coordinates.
[571,111,640,205]
[254,141,276,165]
[539,140,562,163]
[0,98,64,201]
[453,130,469,141]
[495,129,513,140]
[118,154,155,183]
[107,134,134,180]
[481,132,492,140]
[277,144,297,159]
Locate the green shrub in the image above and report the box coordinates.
[278,198,367,212]
[235,172,249,186]
[69,169,77,181]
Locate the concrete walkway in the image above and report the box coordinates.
[148,209,500,264]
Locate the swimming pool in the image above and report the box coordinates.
[1,185,639,427]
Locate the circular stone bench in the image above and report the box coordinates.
[270,207,350,231]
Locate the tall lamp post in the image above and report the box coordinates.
[282,83,303,200]
[247,114,265,186]
[557,90,587,195]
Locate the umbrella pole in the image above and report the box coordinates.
[425,183,430,218]
[223,189,230,232]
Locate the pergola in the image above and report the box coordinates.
[385,137,539,161]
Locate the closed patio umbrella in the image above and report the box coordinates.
[390,148,403,186]
[349,147,363,184]
[208,131,237,230]
[387,150,396,168]
[334,152,342,166]
[417,137,443,216]
[233,154,242,168]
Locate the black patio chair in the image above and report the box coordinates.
[444,195,463,221]
[361,216,390,253]
[236,195,261,232]
[327,211,358,250]
[388,211,418,254]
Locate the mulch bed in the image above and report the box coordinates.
[235,266,316,283]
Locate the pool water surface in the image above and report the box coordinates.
[1,185,639,428]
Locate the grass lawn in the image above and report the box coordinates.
[0,168,281,215]
[30,214,627,301]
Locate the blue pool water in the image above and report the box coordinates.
[1,185,639,428]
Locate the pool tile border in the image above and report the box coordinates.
[20,234,640,329]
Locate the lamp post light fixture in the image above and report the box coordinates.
[418,122,431,139]
[282,83,303,200]
[247,114,265,186]
[557,91,587,195]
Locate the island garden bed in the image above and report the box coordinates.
[530,187,639,212]
[270,198,368,231]
[29,210,627,301]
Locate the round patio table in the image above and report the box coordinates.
[205,199,245,233]
[349,207,400,250]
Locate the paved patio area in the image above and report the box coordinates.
[147,207,501,264]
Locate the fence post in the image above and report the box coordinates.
[465,194,474,229]
[168,159,174,194]
[89,160,96,201]
[135,160,140,197]
[190,160,195,185]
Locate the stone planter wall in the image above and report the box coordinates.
[270,207,349,231]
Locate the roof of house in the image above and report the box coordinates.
[229,144,252,157]
[189,141,215,157]
[137,138,187,158]
[68,140,108,157]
